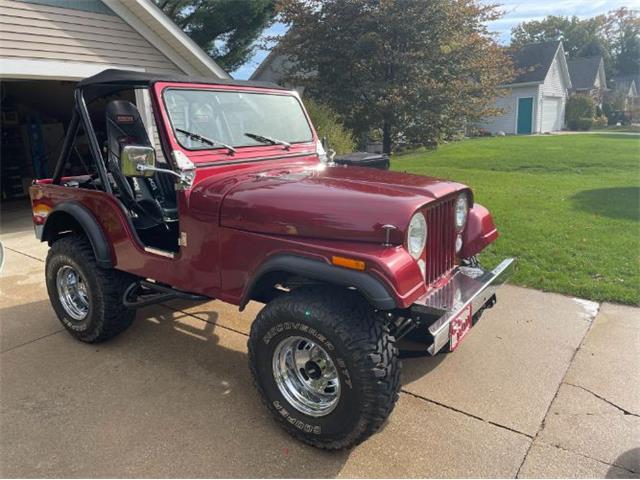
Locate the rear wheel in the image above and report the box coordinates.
[248,287,400,449]
[46,235,135,343]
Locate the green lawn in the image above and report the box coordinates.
[392,134,640,305]
[592,125,640,133]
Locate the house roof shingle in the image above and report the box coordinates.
[510,40,561,84]
[567,56,603,90]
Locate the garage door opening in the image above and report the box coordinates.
[1,79,77,204]
[0,79,160,208]
[541,96,563,133]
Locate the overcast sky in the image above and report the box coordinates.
[231,0,637,79]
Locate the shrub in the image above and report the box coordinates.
[466,126,493,137]
[606,109,626,125]
[303,99,355,154]
[566,96,596,130]
[574,117,594,131]
[593,115,608,128]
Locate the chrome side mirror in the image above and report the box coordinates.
[121,145,195,190]
[322,136,336,163]
[120,145,156,177]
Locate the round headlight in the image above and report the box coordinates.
[407,212,427,259]
[455,194,469,231]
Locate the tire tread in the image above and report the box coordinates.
[248,286,400,450]
[46,235,135,343]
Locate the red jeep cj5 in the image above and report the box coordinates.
[30,70,515,449]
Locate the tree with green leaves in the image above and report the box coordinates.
[510,8,639,77]
[155,0,277,72]
[303,99,355,154]
[275,0,513,154]
[605,8,640,76]
[511,15,608,59]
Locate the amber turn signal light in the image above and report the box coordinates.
[331,256,366,271]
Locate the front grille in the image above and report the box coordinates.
[423,197,457,285]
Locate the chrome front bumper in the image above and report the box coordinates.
[411,258,517,355]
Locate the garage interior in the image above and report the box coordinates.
[1,80,78,203]
[0,79,147,208]
[0,77,178,252]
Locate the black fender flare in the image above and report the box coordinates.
[41,202,113,268]
[240,254,397,311]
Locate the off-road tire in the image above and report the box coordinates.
[46,235,135,343]
[248,286,401,450]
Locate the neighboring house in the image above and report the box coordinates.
[611,75,639,96]
[250,48,305,94]
[251,49,289,84]
[482,40,572,135]
[567,56,607,106]
[610,74,639,112]
[0,0,227,200]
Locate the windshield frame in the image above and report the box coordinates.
[161,86,315,153]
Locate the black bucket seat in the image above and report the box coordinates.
[105,100,177,228]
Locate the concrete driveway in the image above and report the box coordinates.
[1,202,638,478]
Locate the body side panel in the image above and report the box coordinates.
[30,181,429,309]
[217,227,427,308]
[30,182,222,296]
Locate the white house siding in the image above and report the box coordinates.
[594,74,601,89]
[537,51,567,133]
[481,85,539,134]
[0,0,183,75]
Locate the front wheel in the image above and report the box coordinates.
[248,287,400,449]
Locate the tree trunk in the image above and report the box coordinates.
[382,121,392,155]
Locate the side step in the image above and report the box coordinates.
[123,279,209,308]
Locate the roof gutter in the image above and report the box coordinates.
[499,81,543,88]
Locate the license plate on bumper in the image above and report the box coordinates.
[411,258,516,355]
[449,304,473,351]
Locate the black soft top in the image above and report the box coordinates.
[79,68,286,89]
[78,69,288,102]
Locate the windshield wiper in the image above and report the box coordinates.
[245,132,291,150]
[176,128,236,154]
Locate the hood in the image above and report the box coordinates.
[219,164,469,244]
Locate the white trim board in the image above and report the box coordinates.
[0,58,145,81]
[101,0,229,79]
[130,0,229,78]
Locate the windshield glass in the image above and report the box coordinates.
[163,89,314,151]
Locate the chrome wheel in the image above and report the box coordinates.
[272,336,341,417]
[56,265,89,321]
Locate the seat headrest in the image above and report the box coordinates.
[106,100,152,154]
